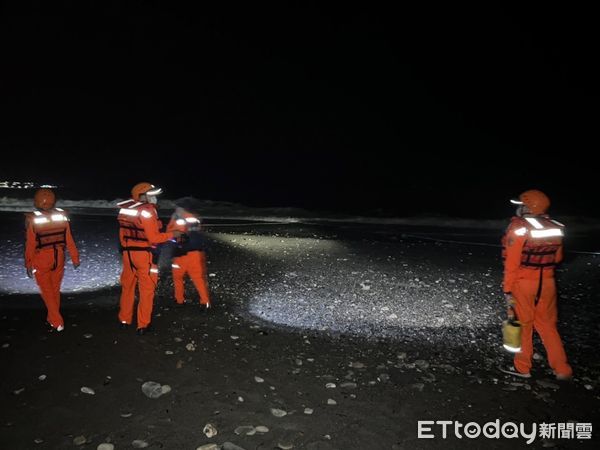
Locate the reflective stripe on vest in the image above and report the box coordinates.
[520,217,564,268]
[31,209,68,249]
[118,204,149,246]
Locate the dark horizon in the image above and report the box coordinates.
[1,3,596,218]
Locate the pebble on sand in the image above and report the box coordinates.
[97,444,115,450]
[234,426,255,436]
[141,381,171,399]
[73,436,87,446]
[222,443,247,450]
[270,408,288,417]
[196,445,218,450]
[203,423,218,438]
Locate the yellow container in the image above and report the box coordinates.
[502,319,521,353]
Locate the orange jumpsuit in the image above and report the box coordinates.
[117,201,174,329]
[167,212,211,306]
[24,208,80,330]
[502,215,572,377]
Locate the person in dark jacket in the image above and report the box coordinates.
[167,204,211,310]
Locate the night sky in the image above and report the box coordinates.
[1,3,596,218]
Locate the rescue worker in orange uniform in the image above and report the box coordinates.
[500,189,572,380]
[117,182,182,335]
[167,204,212,310]
[24,188,80,332]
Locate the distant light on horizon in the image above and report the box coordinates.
[0,181,58,189]
[0,181,35,189]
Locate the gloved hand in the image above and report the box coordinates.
[26,268,34,279]
[172,230,184,239]
[73,262,80,270]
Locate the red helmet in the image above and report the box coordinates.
[131,182,163,201]
[511,189,550,215]
[34,188,56,210]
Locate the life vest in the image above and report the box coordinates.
[26,208,69,249]
[503,216,564,269]
[117,200,161,250]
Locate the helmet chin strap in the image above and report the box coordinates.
[516,205,524,217]
[516,205,532,217]
[140,194,158,204]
